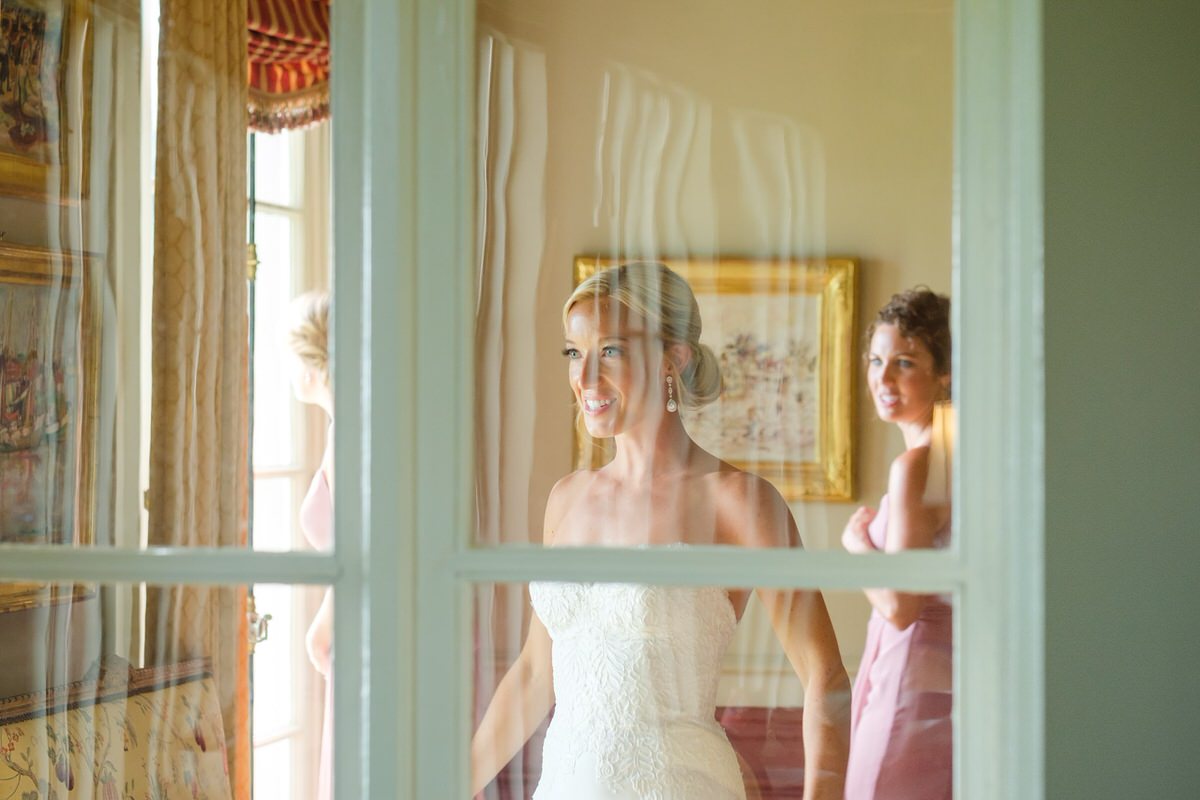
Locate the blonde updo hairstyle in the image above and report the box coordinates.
[563,262,722,408]
[287,291,331,383]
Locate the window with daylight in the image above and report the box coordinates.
[249,125,332,800]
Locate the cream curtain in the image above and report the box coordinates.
[144,1,251,798]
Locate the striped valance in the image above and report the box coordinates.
[247,0,330,132]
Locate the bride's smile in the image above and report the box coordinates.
[563,296,668,440]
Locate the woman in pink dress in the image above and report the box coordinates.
[287,291,335,800]
[841,289,953,799]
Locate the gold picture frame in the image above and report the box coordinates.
[0,0,93,201]
[572,256,858,501]
[0,243,99,612]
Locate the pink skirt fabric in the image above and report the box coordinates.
[847,604,953,799]
[846,495,953,799]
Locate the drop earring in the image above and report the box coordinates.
[666,375,678,413]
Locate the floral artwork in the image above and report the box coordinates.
[0,660,233,800]
[685,293,821,464]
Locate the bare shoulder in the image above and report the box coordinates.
[709,466,793,548]
[886,445,949,548]
[542,469,593,545]
[888,446,931,502]
[710,466,780,506]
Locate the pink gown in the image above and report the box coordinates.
[846,494,953,800]
[300,466,333,800]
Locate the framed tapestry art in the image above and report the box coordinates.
[0,0,91,200]
[0,243,98,611]
[573,256,857,501]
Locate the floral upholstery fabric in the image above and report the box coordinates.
[0,659,232,800]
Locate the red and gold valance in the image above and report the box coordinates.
[247,0,330,132]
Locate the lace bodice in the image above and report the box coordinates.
[529,582,746,800]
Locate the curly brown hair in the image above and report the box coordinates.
[866,287,951,375]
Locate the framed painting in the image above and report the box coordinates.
[572,256,858,501]
[0,0,92,201]
[0,243,98,611]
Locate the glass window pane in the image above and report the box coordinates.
[0,580,331,800]
[0,250,94,546]
[472,0,955,550]
[0,1,332,552]
[252,476,295,552]
[252,583,299,739]
[255,129,301,208]
[472,581,955,798]
[254,210,299,469]
[253,737,294,800]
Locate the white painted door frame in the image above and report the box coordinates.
[0,1,1042,798]
[339,0,1043,797]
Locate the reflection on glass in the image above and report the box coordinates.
[0,581,327,800]
[473,584,955,799]
[473,0,955,550]
[0,248,92,549]
[0,1,331,551]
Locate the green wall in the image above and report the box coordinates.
[1044,0,1200,795]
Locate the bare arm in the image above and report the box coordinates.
[847,447,950,630]
[724,476,851,800]
[757,587,851,800]
[469,614,555,795]
[470,474,581,795]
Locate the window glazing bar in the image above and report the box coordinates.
[0,547,340,585]
[453,547,963,592]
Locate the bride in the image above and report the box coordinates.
[471,263,850,799]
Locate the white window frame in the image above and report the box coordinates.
[0,1,1042,798]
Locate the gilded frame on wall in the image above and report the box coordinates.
[0,0,92,201]
[572,256,858,501]
[0,243,98,612]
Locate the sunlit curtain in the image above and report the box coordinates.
[247,0,330,132]
[145,0,251,798]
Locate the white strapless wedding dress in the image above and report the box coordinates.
[529,582,746,800]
